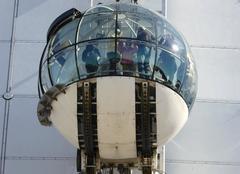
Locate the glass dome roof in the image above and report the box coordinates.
[38,3,198,109]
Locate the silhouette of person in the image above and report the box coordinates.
[118,40,138,75]
[137,27,152,76]
[82,44,101,77]
[158,50,177,79]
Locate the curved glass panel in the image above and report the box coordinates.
[117,39,138,76]
[41,41,51,63]
[77,12,116,42]
[41,60,52,92]
[154,49,185,90]
[117,12,156,42]
[76,39,156,78]
[48,46,78,84]
[180,53,198,109]
[157,20,187,59]
[76,39,119,78]
[117,39,156,77]
[39,42,52,94]
[49,19,79,56]
[39,3,198,110]
[116,3,158,17]
[85,5,115,15]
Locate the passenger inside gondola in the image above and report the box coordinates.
[82,44,101,77]
[118,40,138,75]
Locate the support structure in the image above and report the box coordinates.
[141,82,152,174]
[90,0,94,7]
[159,146,165,174]
[37,2,198,174]
[162,0,167,17]
[160,0,167,173]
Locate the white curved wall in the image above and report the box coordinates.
[156,84,188,147]
[50,83,79,149]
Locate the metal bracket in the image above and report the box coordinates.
[37,84,66,126]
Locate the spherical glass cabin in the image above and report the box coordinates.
[38,3,197,110]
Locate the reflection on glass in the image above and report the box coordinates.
[40,43,52,93]
[115,3,158,17]
[77,40,118,78]
[49,19,79,55]
[154,49,185,90]
[157,21,186,59]
[39,3,198,109]
[85,5,114,15]
[76,39,156,78]
[49,46,78,84]
[118,40,138,75]
[136,41,155,78]
[77,12,116,42]
[180,53,198,108]
[82,44,101,77]
[41,60,52,92]
[117,12,156,41]
[42,43,50,62]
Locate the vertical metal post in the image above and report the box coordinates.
[161,0,167,172]
[90,0,94,7]
[160,146,165,174]
[162,0,167,18]
[0,0,18,173]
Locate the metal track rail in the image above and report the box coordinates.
[77,82,98,174]
[136,81,157,174]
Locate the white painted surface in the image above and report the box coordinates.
[15,0,89,41]
[11,43,45,95]
[50,83,79,148]
[164,0,240,173]
[5,159,76,174]
[156,84,188,146]
[0,99,4,149]
[167,101,240,162]
[166,162,240,174]
[139,0,163,12]
[193,48,240,101]
[97,77,137,160]
[0,0,14,41]
[6,98,75,157]
[93,0,163,13]
[0,43,10,95]
[168,0,240,48]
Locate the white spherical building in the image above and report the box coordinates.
[37,3,197,174]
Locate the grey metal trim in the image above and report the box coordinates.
[166,159,240,167]
[4,156,75,161]
[0,0,19,174]
[162,0,167,18]
[191,45,240,50]
[196,99,240,104]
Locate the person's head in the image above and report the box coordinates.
[138,27,144,33]
[86,44,94,50]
